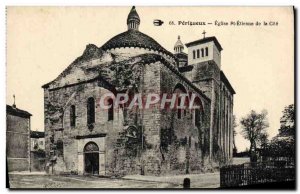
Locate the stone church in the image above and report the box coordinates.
[42,6,235,176]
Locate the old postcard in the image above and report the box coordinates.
[6,6,295,189]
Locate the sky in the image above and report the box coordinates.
[6,7,294,151]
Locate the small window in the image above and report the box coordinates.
[205,47,209,56]
[193,50,196,59]
[70,105,76,127]
[197,49,200,58]
[189,136,191,148]
[201,48,204,57]
[87,97,95,125]
[108,98,114,121]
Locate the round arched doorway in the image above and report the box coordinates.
[84,142,99,175]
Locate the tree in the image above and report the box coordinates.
[240,110,269,162]
[258,132,269,149]
[232,115,238,155]
[267,136,295,159]
[279,104,295,138]
[265,104,295,162]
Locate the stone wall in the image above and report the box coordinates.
[187,42,221,68]
[7,158,29,172]
[6,114,30,172]
[182,59,234,166]
[219,82,234,164]
[139,61,162,175]
[44,80,124,175]
[43,48,232,176]
[159,63,212,174]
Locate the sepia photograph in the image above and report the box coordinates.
[5,6,295,189]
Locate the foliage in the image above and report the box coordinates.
[258,132,269,149]
[262,104,295,159]
[98,54,165,92]
[233,115,238,137]
[240,110,269,162]
[264,136,295,158]
[278,104,295,138]
[232,115,238,154]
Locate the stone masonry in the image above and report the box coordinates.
[42,6,235,176]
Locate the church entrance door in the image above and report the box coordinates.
[84,142,99,175]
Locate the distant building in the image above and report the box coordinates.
[30,131,45,151]
[6,104,32,172]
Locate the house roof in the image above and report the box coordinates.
[30,131,45,138]
[6,105,32,118]
[185,36,223,52]
[221,71,236,94]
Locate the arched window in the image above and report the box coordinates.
[205,47,209,56]
[197,49,200,58]
[108,98,114,121]
[194,96,202,127]
[174,83,188,120]
[193,50,196,59]
[70,105,76,127]
[84,142,99,152]
[87,97,95,125]
[201,48,204,57]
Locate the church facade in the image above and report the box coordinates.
[42,6,235,176]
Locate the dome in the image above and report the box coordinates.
[127,6,140,25]
[101,6,175,59]
[101,30,174,57]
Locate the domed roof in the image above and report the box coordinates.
[101,6,174,58]
[174,36,184,49]
[127,6,140,25]
[101,30,174,57]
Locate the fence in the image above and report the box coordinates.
[220,161,295,188]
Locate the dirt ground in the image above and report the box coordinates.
[8,172,220,189]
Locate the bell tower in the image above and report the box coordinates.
[185,33,223,98]
[185,32,224,161]
[186,33,222,68]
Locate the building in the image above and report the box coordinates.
[42,6,235,176]
[6,103,32,172]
